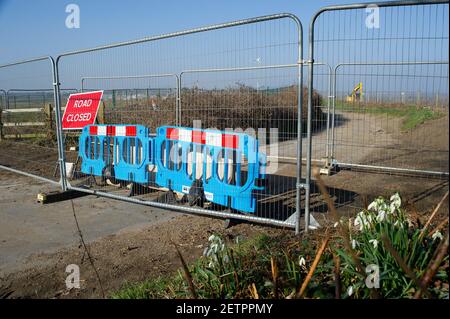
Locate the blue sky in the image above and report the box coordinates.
[0,0,388,63]
[0,0,447,97]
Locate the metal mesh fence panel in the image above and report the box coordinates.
[56,14,307,230]
[307,1,449,218]
[0,58,62,184]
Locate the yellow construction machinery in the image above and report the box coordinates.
[346,82,363,102]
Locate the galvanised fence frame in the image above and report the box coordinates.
[1,1,448,234]
[0,56,66,186]
[307,0,449,217]
[54,13,308,233]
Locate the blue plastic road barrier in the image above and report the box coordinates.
[154,126,266,213]
[78,124,266,213]
[79,124,151,183]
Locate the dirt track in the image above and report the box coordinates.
[0,171,281,299]
[321,112,449,209]
[0,207,274,299]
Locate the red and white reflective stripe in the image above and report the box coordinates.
[89,125,137,137]
[89,126,98,135]
[166,128,239,149]
[178,128,192,142]
[205,131,221,147]
[97,126,107,136]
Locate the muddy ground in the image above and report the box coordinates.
[320,112,449,215]
[0,171,283,299]
[0,110,448,298]
[0,201,278,299]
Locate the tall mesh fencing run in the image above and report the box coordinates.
[308,1,449,218]
[56,14,307,230]
[0,58,61,184]
[6,89,77,109]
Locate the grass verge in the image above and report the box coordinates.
[335,102,444,131]
[111,193,449,299]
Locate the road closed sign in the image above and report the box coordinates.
[62,90,103,130]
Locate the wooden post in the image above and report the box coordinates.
[112,90,116,108]
[97,101,106,124]
[44,103,53,129]
[0,107,3,141]
[44,103,55,140]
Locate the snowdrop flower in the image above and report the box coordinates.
[369,239,379,249]
[354,211,371,231]
[299,256,306,267]
[368,200,379,211]
[376,210,386,222]
[389,205,396,214]
[432,231,443,241]
[376,201,390,217]
[354,217,362,231]
[347,286,354,297]
[369,197,393,217]
[205,234,225,256]
[390,193,401,210]
[333,222,339,228]
[352,239,358,249]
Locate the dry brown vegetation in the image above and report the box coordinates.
[104,85,324,140]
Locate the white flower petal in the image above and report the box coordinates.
[376,211,386,222]
[369,239,378,249]
[368,201,378,211]
[347,286,354,296]
[299,257,306,267]
[432,231,443,241]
